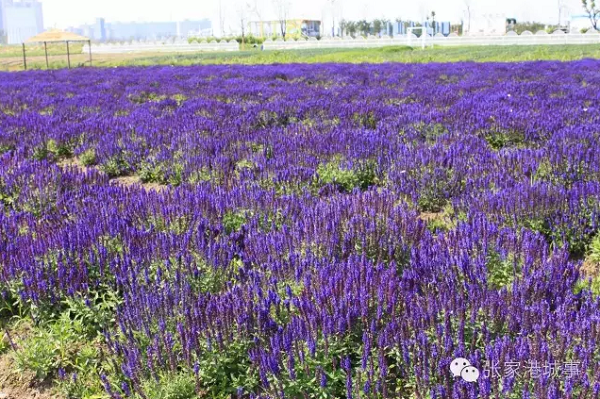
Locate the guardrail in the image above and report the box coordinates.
[262,30,600,50]
[82,30,600,54]
[82,40,239,54]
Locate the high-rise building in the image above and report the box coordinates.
[0,0,43,44]
[0,1,5,43]
[68,18,211,41]
[94,17,106,41]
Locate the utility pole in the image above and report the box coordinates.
[464,0,471,35]
[329,0,336,36]
[219,0,224,37]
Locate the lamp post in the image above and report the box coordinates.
[22,43,27,70]
[329,0,336,36]
[66,40,71,69]
[44,41,49,68]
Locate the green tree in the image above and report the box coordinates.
[339,19,347,37]
[346,21,358,37]
[373,19,383,36]
[273,0,290,38]
[582,0,600,30]
[464,0,472,34]
[358,20,370,36]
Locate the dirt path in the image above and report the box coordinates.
[57,157,167,192]
[0,354,59,399]
[0,51,180,71]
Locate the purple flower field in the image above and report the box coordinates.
[1,61,600,398]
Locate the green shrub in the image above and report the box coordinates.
[416,167,457,213]
[235,34,265,45]
[421,123,448,143]
[486,250,518,290]
[32,144,51,160]
[0,143,15,154]
[139,161,166,184]
[138,372,197,399]
[79,148,97,166]
[573,276,600,297]
[588,233,600,264]
[100,156,130,177]
[13,313,88,379]
[484,129,526,150]
[47,139,74,158]
[316,159,379,193]
[188,167,212,184]
[188,35,265,45]
[63,290,121,337]
[417,187,449,213]
[222,210,248,234]
[167,163,185,186]
[127,91,167,104]
[133,339,258,399]
[195,339,259,398]
[9,311,109,397]
[352,111,378,129]
[13,330,56,379]
[426,216,450,233]
[56,365,110,399]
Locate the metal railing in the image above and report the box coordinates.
[80,30,600,54]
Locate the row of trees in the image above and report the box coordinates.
[338,1,600,37]
[338,19,394,38]
[338,13,445,38]
[335,2,600,39]
[230,0,600,44]
[507,21,564,34]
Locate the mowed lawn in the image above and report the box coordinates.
[2,43,600,70]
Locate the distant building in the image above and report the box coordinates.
[0,0,43,44]
[0,2,4,43]
[391,21,415,36]
[390,21,450,37]
[249,20,321,38]
[68,18,211,41]
[106,21,177,40]
[423,21,451,36]
[94,17,106,41]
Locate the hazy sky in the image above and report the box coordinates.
[41,0,585,31]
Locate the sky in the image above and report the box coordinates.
[40,0,585,33]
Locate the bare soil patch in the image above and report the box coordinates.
[57,157,167,192]
[0,354,60,399]
[56,157,92,174]
[417,211,444,222]
[110,175,167,192]
[581,258,599,278]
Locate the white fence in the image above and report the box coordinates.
[82,39,239,54]
[82,30,600,54]
[262,30,600,50]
